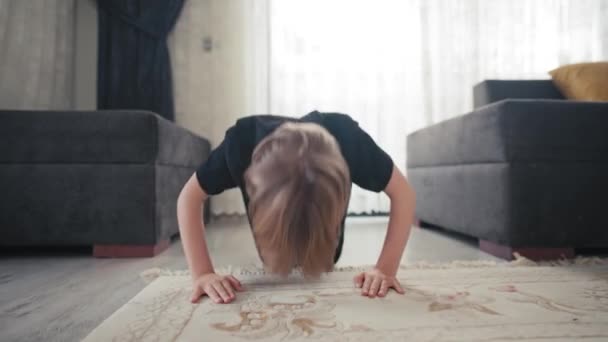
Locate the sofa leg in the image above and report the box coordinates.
[479,239,575,261]
[93,240,170,258]
[416,218,435,228]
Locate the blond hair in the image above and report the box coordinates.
[244,122,351,278]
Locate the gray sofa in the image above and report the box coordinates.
[0,110,210,257]
[407,80,608,260]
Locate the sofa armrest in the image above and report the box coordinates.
[156,116,211,168]
[0,110,210,167]
[407,99,608,167]
[497,100,608,162]
[473,80,563,109]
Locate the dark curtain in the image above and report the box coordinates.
[97,0,184,121]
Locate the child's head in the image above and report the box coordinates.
[244,122,351,278]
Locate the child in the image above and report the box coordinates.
[177,110,415,304]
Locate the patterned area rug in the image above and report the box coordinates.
[84,258,608,341]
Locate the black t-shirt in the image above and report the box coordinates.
[196,111,394,207]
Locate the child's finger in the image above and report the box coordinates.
[206,286,222,304]
[361,275,372,296]
[213,283,231,303]
[369,278,381,298]
[221,280,235,299]
[227,275,243,291]
[190,286,204,303]
[378,280,389,297]
[392,278,405,294]
[353,273,364,288]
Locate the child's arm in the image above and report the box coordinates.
[177,174,214,278]
[177,174,243,304]
[377,166,415,276]
[354,166,415,297]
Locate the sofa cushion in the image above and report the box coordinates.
[0,110,210,167]
[407,99,608,167]
[550,62,608,101]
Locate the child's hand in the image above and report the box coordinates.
[191,273,243,304]
[353,268,405,298]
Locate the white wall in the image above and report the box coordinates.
[170,0,268,143]
[170,0,269,215]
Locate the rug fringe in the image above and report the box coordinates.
[139,254,608,283]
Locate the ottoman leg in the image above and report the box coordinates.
[479,239,575,261]
[93,239,170,258]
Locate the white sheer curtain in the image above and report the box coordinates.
[0,0,76,110]
[268,0,607,214]
[170,0,607,216]
[269,0,418,213]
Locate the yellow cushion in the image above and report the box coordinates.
[549,62,608,101]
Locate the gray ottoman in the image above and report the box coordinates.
[0,110,210,257]
[407,80,608,260]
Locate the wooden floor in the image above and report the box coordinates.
[0,217,501,342]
